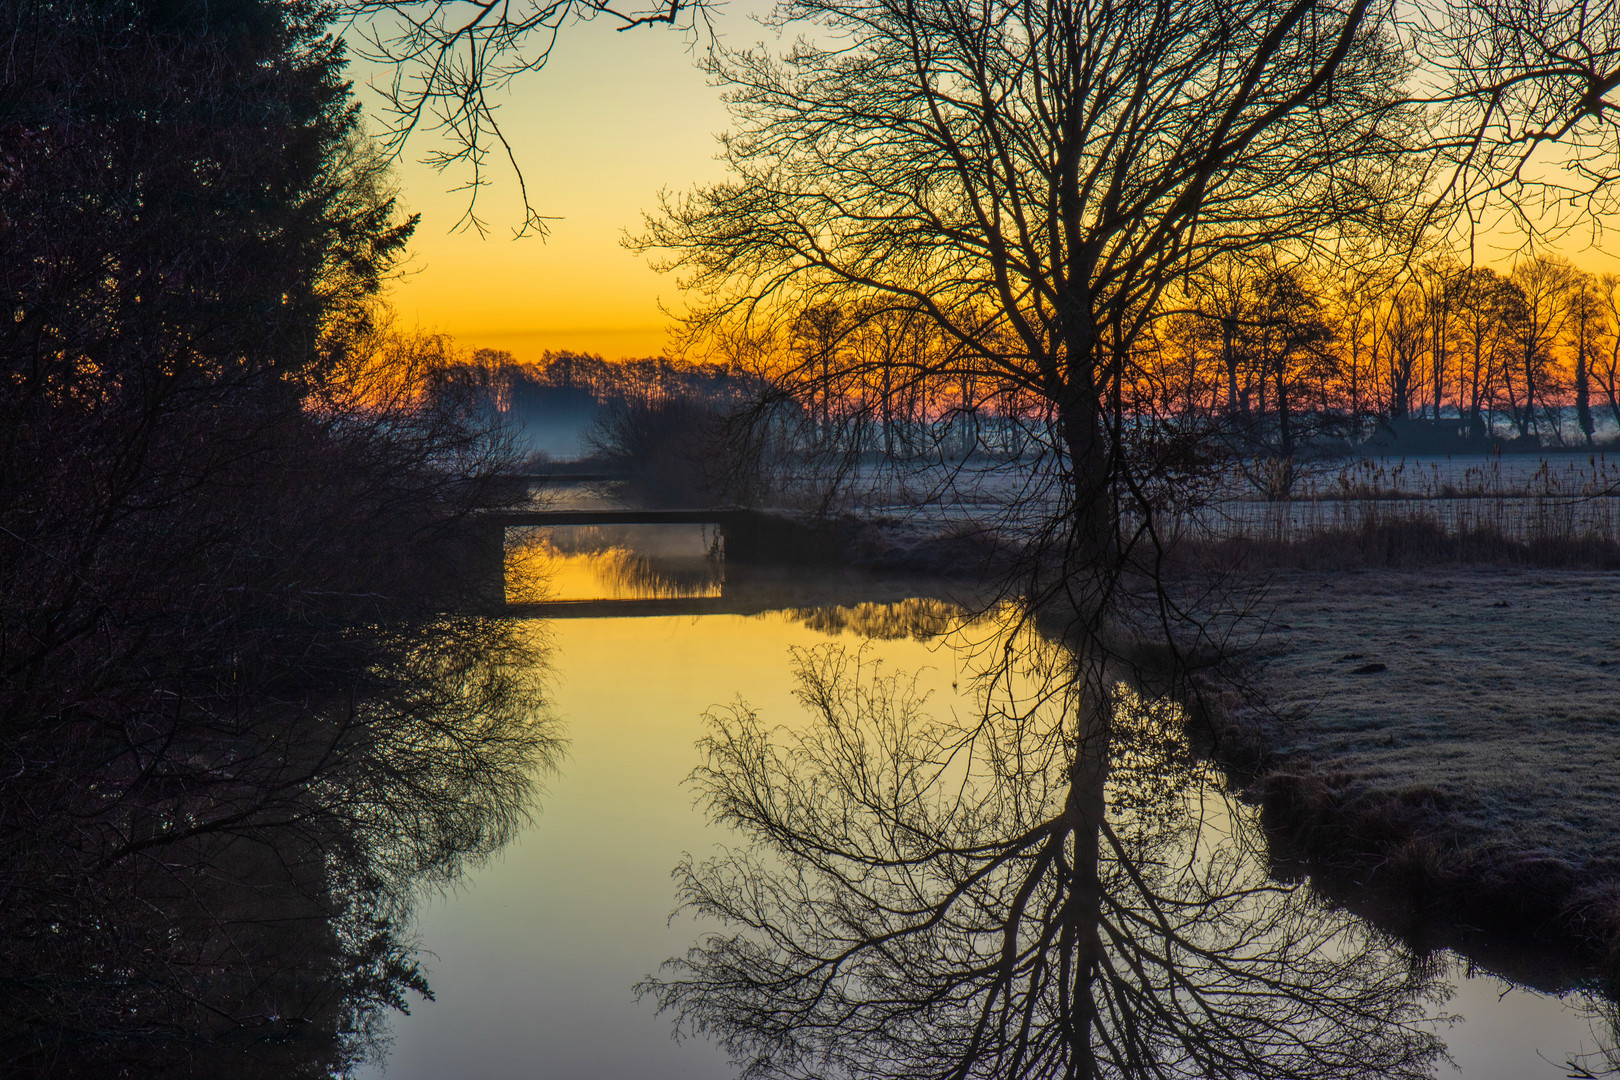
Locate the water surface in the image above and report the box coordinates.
[359,540,1619,1079]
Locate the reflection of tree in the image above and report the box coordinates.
[0,616,558,1077]
[589,550,726,599]
[644,642,1445,1080]
[784,599,985,642]
[507,525,729,602]
[1563,989,1620,1079]
[508,530,727,602]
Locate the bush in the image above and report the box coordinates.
[587,397,735,506]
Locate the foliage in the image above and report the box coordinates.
[0,0,550,1072]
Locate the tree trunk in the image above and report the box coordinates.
[1276,359,1293,460]
[1059,671,1111,1080]
[1577,346,1595,445]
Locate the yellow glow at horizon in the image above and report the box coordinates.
[368,16,1620,365]
[366,18,735,362]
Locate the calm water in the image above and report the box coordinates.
[351,524,1619,1080]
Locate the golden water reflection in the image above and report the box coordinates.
[780,597,987,640]
[506,524,724,603]
[645,618,1449,1080]
[364,592,1619,1080]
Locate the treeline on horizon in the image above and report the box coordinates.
[455,248,1620,467]
[1150,249,1620,450]
[465,348,768,412]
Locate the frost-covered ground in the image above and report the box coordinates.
[1246,567,1620,864]
[543,469,1620,897]
[1322,452,1620,494]
[807,453,1620,546]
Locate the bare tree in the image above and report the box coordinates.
[1430,0,1620,240]
[1450,266,1515,438]
[1502,254,1574,441]
[1186,257,1265,422]
[345,0,715,235]
[1595,274,1620,432]
[1568,269,1606,444]
[1324,247,1405,432]
[1248,263,1335,466]
[637,0,1417,645]
[1414,259,1462,420]
[339,0,1620,238]
[1384,286,1427,422]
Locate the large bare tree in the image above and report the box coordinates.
[634,0,1418,650]
[343,0,1620,237]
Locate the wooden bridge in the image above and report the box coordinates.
[461,506,964,618]
[496,471,630,485]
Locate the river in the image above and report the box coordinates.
[352,521,1620,1080]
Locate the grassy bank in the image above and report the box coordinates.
[1203,566,1620,967]
[1181,518,1620,570]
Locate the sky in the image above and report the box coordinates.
[359,15,743,362]
[359,11,1620,367]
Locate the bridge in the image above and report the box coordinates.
[480,507,825,563]
[463,507,847,605]
[496,471,630,485]
[481,508,763,529]
[462,506,970,618]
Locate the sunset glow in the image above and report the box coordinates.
[373,20,731,361]
[16,0,1620,1074]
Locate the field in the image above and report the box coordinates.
[1210,565,1620,960]
[1244,567,1620,855]
[1182,453,1620,546]
[749,451,1620,955]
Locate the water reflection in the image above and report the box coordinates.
[781,597,984,640]
[643,629,1448,1079]
[1551,994,1620,1078]
[507,525,725,603]
[0,616,557,1077]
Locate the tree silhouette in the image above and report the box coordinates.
[347,0,714,234]
[643,638,1447,1080]
[0,613,559,1077]
[0,2,549,1071]
[634,0,1423,662]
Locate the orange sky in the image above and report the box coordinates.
[368,18,736,362]
[369,20,1620,366]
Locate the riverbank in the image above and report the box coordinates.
[579,469,1620,969]
[1205,566,1620,968]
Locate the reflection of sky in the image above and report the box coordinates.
[357,607,1611,1080]
[357,612,974,1080]
[1448,971,1616,1079]
[507,524,724,601]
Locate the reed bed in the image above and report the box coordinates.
[1171,455,1620,561]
